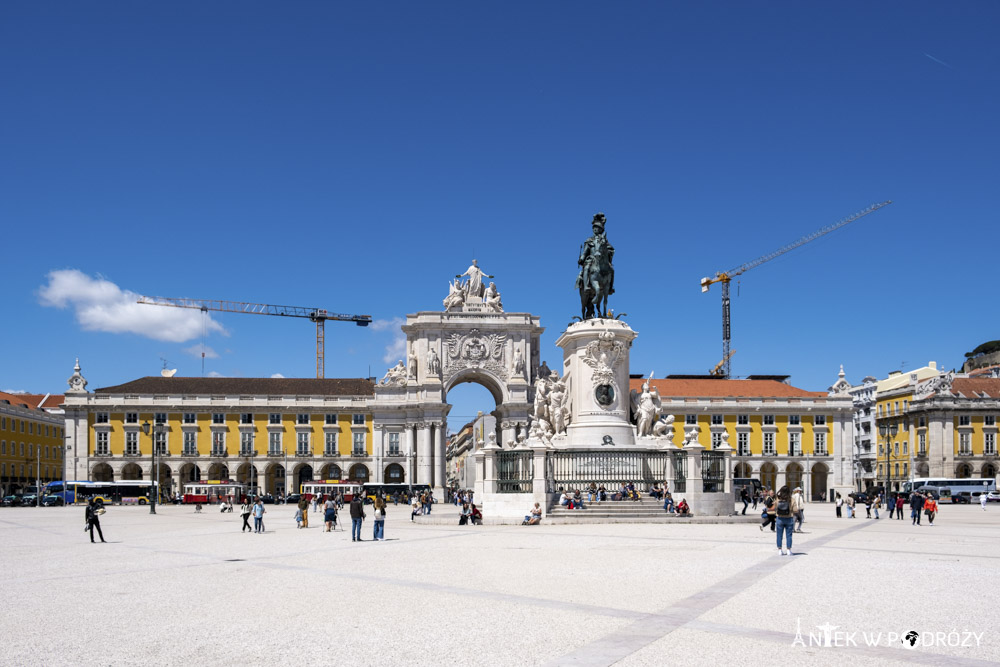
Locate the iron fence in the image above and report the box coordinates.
[496,450,533,493]
[702,451,726,493]
[671,451,687,493]
[549,451,670,492]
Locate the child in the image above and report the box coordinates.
[294,507,303,529]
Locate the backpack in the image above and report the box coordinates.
[776,499,791,516]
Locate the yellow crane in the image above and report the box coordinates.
[700,200,892,378]
[137,296,372,379]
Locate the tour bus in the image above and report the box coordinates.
[900,478,994,496]
[732,478,764,500]
[300,480,362,502]
[182,481,247,505]
[45,481,158,505]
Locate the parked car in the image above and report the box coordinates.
[986,490,1000,503]
[849,492,869,505]
[1,495,22,507]
[20,495,38,507]
[41,495,65,507]
[260,494,276,504]
[952,492,972,504]
[285,493,302,504]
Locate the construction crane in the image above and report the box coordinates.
[700,200,892,379]
[710,350,735,377]
[137,297,372,379]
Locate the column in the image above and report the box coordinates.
[417,423,432,487]
[406,424,416,486]
[434,422,447,497]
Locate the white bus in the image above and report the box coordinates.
[901,478,994,495]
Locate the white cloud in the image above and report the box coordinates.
[2,389,27,395]
[38,269,228,343]
[207,371,226,378]
[183,343,219,359]
[372,317,406,364]
[270,373,285,379]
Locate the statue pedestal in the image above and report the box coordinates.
[554,319,637,448]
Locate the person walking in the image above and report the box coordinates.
[85,498,106,543]
[924,495,938,525]
[835,493,843,518]
[864,496,872,519]
[751,489,760,511]
[240,499,252,532]
[373,496,386,541]
[895,494,905,520]
[981,491,989,511]
[888,493,895,519]
[791,486,805,532]
[774,486,795,556]
[760,490,776,532]
[349,493,365,542]
[909,491,924,526]
[253,498,266,533]
[297,495,309,529]
[324,495,338,532]
[846,494,855,518]
[740,486,750,516]
[873,494,881,519]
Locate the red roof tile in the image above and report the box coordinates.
[951,378,1000,399]
[631,377,827,399]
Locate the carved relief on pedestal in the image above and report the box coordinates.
[580,331,627,409]
[443,328,508,383]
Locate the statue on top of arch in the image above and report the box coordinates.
[443,259,503,312]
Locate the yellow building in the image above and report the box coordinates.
[63,367,379,498]
[0,391,65,495]
[636,375,854,499]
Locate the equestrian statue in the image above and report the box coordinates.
[575,213,615,320]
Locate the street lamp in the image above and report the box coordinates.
[878,422,898,500]
[141,421,162,515]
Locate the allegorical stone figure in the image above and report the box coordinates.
[457,259,493,301]
[427,347,441,376]
[576,213,615,320]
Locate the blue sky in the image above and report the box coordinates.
[2,3,997,429]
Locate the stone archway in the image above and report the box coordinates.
[385,463,405,483]
[956,463,973,479]
[916,461,929,478]
[236,463,258,491]
[180,463,201,484]
[320,463,342,479]
[760,463,777,490]
[981,463,997,479]
[811,462,829,501]
[207,463,229,481]
[92,462,114,482]
[268,464,287,497]
[734,462,752,479]
[349,463,370,483]
[785,463,803,491]
[121,463,143,480]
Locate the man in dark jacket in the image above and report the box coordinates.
[85,499,106,543]
[740,486,750,515]
[349,495,365,542]
[297,496,309,528]
[909,491,925,526]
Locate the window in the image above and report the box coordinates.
[125,431,139,456]
[352,432,366,456]
[0,417,4,429]
[297,432,310,455]
[903,462,908,477]
[388,432,401,456]
[737,432,750,456]
[353,414,365,426]
[894,443,899,456]
[788,415,800,426]
[986,433,997,456]
[893,401,898,414]
[814,415,826,426]
[763,433,775,456]
[29,422,34,434]
[155,430,167,455]
[325,432,338,456]
[96,432,109,456]
[711,432,722,449]
[45,425,49,437]
[878,463,883,477]
[1,463,4,476]
[241,413,253,425]
[183,432,198,456]
[959,415,971,427]
[96,413,109,424]
[154,413,167,425]
[297,414,310,425]
[212,432,226,456]
[268,432,282,455]
[986,416,996,427]
[269,413,281,425]
[325,414,338,425]
[789,432,801,456]
[20,420,24,433]
[903,400,908,412]
[212,413,225,425]
[737,414,749,425]
[711,414,723,426]
[814,432,827,455]
[918,434,926,456]
[879,444,884,456]
[959,433,972,455]
[685,415,697,426]
[894,463,900,477]
[20,442,24,456]
[240,432,254,456]
[125,412,138,424]
[919,416,925,427]
[902,442,908,455]
[44,446,49,459]
[183,413,196,424]
[0,441,4,455]
[763,415,774,426]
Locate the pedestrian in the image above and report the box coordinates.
[751,489,760,511]
[313,492,321,513]
[349,493,365,542]
[373,496,386,541]
[888,493,895,519]
[240,499,252,532]
[760,490,776,532]
[774,486,795,556]
[873,494,881,520]
[253,498,266,533]
[909,491,924,526]
[740,486,750,516]
[864,495,872,519]
[895,494,905,520]
[297,494,309,529]
[981,491,989,511]
[324,495,338,532]
[835,492,843,518]
[85,498,106,543]
[410,497,421,522]
[846,494,855,518]
[924,494,938,525]
[791,486,805,532]
[295,506,303,528]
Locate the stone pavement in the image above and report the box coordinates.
[2,501,998,666]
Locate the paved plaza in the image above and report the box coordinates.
[2,502,998,666]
